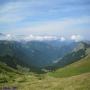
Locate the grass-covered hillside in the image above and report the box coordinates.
[0,54,90,90]
[17,73,90,90]
[48,55,90,78]
[0,62,22,84]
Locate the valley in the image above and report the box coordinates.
[0,40,90,90]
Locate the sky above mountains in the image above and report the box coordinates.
[0,0,90,40]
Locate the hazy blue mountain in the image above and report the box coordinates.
[44,41,90,70]
[0,40,71,68]
[0,40,90,72]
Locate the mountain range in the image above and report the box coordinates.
[0,38,90,72]
[0,37,90,90]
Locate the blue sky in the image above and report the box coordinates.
[0,0,90,40]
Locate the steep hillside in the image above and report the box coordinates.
[45,42,90,70]
[0,40,90,72]
[0,62,90,90]
[0,61,22,84]
[48,50,90,77]
[0,57,90,90]
[0,40,79,69]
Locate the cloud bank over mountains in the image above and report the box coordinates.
[0,33,83,42]
[70,35,83,42]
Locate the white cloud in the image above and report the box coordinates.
[0,33,66,41]
[60,37,66,41]
[12,16,90,35]
[70,35,83,42]
[24,35,60,41]
[0,1,52,23]
[0,2,26,23]
[1,0,90,24]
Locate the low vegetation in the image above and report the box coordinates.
[0,55,90,90]
[48,55,90,78]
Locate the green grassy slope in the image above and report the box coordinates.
[0,54,90,90]
[17,72,90,90]
[0,62,22,84]
[48,54,90,78]
[0,72,89,90]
